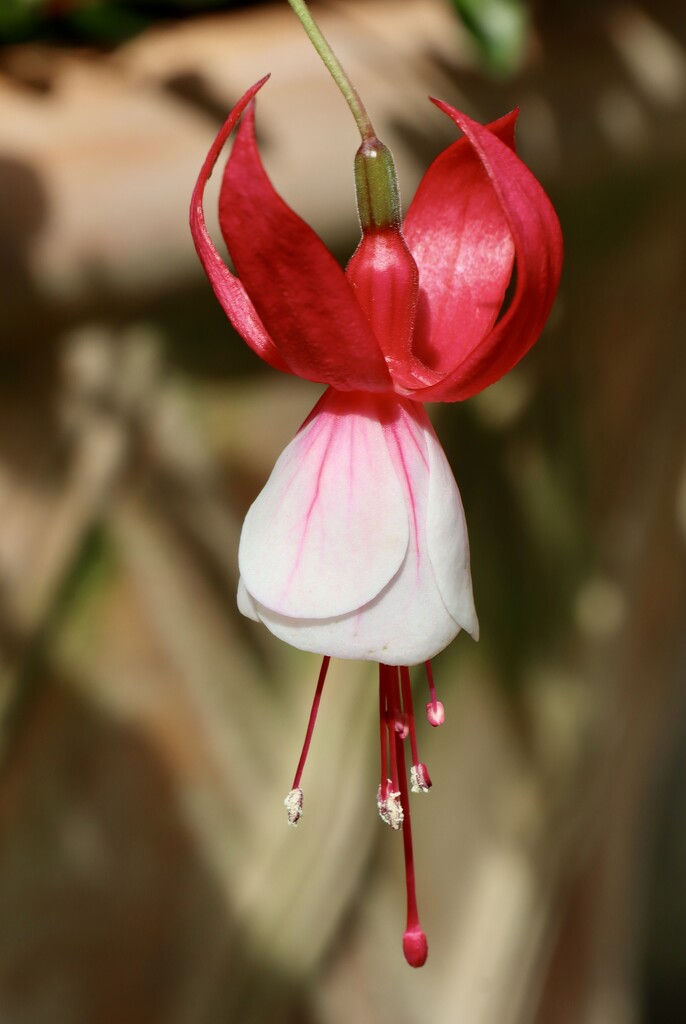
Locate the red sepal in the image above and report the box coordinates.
[403,111,518,382]
[219,104,392,392]
[189,77,290,374]
[414,103,563,402]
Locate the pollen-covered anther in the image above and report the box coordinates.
[410,763,432,793]
[377,780,404,830]
[284,787,304,826]
[426,700,445,727]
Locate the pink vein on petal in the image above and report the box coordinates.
[386,413,428,579]
[239,389,410,620]
[279,419,337,603]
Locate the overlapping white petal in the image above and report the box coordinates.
[425,417,479,640]
[239,390,408,618]
[238,387,477,664]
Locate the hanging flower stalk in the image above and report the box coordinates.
[190,0,562,969]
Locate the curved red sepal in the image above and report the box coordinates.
[189,77,291,374]
[415,102,563,402]
[403,110,519,382]
[219,105,392,392]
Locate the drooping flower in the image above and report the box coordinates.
[190,73,562,967]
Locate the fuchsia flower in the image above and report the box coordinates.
[190,75,562,968]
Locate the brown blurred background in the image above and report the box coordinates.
[1,1,686,1021]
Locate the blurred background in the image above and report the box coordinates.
[1,0,685,1021]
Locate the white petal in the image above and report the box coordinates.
[237,576,260,621]
[425,421,479,639]
[246,401,467,664]
[239,389,409,619]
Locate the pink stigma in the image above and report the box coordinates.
[403,926,428,968]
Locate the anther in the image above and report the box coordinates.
[426,700,445,727]
[284,788,303,826]
[393,711,409,739]
[377,780,404,830]
[425,661,445,726]
[410,763,432,793]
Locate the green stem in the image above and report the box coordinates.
[287,0,375,140]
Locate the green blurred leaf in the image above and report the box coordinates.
[450,0,529,75]
[0,0,42,41]
[64,1,151,45]
[0,1,264,45]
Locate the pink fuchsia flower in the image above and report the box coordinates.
[190,76,562,968]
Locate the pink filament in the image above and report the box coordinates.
[379,670,389,790]
[383,665,401,791]
[400,665,420,766]
[291,655,331,790]
[425,659,438,706]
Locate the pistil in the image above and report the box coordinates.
[377,664,429,966]
[394,704,428,968]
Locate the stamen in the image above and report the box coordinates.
[285,655,330,825]
[400,667,432,792]
[425,660,445,727]
[378,666,404,829]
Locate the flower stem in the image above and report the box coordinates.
[287,0,375,140]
